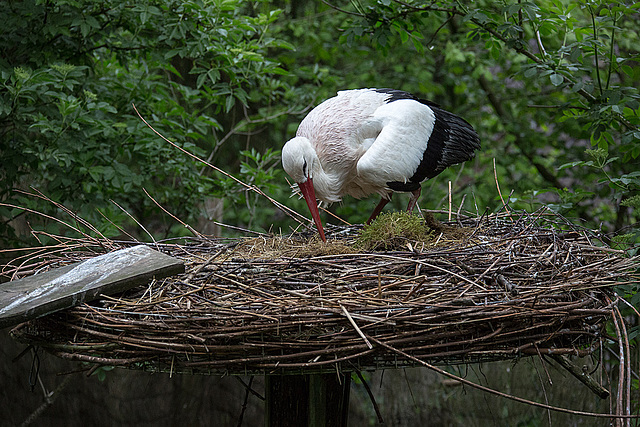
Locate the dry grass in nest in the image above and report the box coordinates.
[233,235,357,259]
[7,208,638,381]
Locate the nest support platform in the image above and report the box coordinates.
[9,210,637,378]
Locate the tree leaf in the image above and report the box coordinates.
[550,73,564,86]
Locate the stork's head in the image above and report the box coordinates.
[282,137,326,242]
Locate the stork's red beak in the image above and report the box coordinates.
[297,178,326,242]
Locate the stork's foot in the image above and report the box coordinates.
[406,188,422,212]
[367,196,391,224]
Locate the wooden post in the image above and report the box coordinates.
[265,373,351,427]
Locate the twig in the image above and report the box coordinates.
[493,158,510,213]
[614,306,632,427]
[448,180,452,221]
[355,370,384,424]
[369,337,637,420]
[20,375,73,427]
[236,376,254,427]
[109,199,157,245]
[610,305,627,426]
[532,351,552,426]
[131,104,307,226]
[550,354,610,399]
[143,188,202,237]
[341,304,373,349]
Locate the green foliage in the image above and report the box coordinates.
[0,0,311,244]
[235,148,283,230]
[560,147,640,201]
[621,195,640,208]
[91,365,115,382]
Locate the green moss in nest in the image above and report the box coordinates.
[356,211,435,251]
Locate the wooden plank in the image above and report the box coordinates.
[0,245,184,329]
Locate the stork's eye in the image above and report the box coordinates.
[302,159,308,177]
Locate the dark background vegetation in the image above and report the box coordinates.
[1,0,639,425]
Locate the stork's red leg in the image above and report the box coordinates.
[367,195,392,224]
[406,188,421,212]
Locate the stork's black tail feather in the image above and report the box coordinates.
[408,106,480,184]
[433,107,481,171]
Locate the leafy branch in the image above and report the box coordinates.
[561,148,640,194]
[332,0,638,135]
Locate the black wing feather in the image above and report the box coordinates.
[375,88,481,192]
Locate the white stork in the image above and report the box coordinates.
[282,88,481,242]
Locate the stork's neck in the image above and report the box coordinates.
[310,161,342,204]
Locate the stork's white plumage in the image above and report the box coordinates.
[282,88,481,242]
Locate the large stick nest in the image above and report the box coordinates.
[8,209,638,376]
